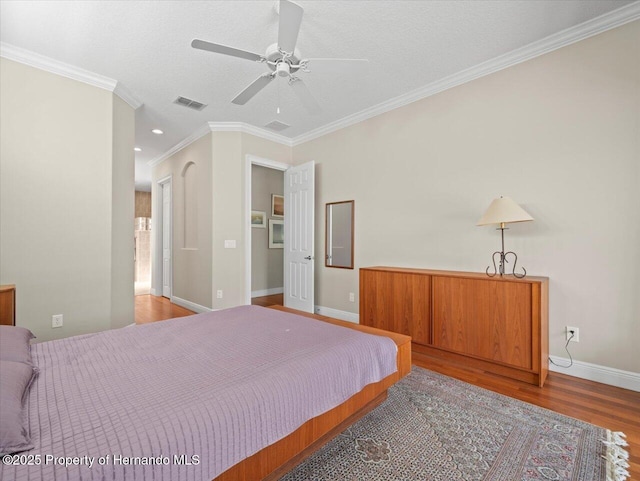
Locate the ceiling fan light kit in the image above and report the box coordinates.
[191,0,368,115]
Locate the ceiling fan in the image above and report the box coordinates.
[191,0,368,114]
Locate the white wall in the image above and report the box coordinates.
[293,21,640,373]
[0,58,135,340]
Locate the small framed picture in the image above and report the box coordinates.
[269,219,284,248]
[271,194,284,218]
[251,211,266,228]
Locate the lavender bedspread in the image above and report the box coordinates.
[2,305,397,481]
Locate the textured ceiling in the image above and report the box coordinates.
[0,0,635,190]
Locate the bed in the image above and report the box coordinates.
[0,305,411,480]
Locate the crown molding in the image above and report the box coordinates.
[291,2,640,146]
[208,122,293,147]
[147,123,212,167]
[0,42,116,91]
[148,122,293,168]
[114,82,144,110]
[0,42,142,110]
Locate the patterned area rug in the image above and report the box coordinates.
[281,367,629,481]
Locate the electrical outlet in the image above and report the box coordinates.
[349,292,355,302]
[52,314,63,328]
[566,326,579,342]
[216,290,223,299]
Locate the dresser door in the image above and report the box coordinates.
[432,276,532,369]
[360,270,430,345]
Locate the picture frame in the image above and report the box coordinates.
[251,211,266,228]
[271,194,284,218]
[269,219,284,248]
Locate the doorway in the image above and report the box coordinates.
[249,162,285,307]
[134,191,152,296]
[154,176,172,299]
[244,155,315,313]
[244,155,288,306]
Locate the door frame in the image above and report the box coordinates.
[244,154,290,305]
[152,175,172,298]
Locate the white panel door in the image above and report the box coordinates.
[284,161,315,312]
[162,181,172,298]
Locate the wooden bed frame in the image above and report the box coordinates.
[215,306,412,481]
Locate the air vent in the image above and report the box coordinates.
[264,120,290,131]
[174,96,207,111]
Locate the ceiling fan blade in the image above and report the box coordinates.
[301,58,369,75]
[278,0,304,54]
[289,78,321,115]
[191,39,264,62]
[232,73,275,105]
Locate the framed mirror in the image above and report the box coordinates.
[325,200,354,269]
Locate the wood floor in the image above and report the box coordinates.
[135,294,195,324]
[251,293,283,307]
[135,296,639,479]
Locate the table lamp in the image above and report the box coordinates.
[477,196,533,278]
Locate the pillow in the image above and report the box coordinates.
[0,325,35,364]
[0,360,37,454]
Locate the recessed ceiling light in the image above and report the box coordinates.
[151,129,164,135]
[134,147,142,152]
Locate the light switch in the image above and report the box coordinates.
[224,240,236,249]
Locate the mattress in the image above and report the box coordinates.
[2,305,397,480]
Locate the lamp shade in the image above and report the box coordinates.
[477,196,534,226]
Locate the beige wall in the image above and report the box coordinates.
[209,131,292,309]
[251,164,284,293]
[150,130,292,310]
[0,58,135,340]
[110,95,135,329]
[152,133,213,309]
[293,21,640,373]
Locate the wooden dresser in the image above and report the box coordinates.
[0,284,16,326]
[360,267,549,386]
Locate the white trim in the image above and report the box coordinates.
[246,154,290,171]
[171,296,213,314]
[291,2,640,146]
[549,356,640,392]
[153,175,173,300]
[314,305,359,324]
[0,42,143,110]
[208,122,293,147]
[149,123,293,168]
[148,123,211,167]
[244,154,290,306]
[0,42,115,90]
[113,82,143,110]
[150,288,159,296]
[251,287,284,298]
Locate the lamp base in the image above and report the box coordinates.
[486,250,527,278]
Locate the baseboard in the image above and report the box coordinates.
[171,296,213,314]
[314,305,359,324]
[549,356,640,392]
[150,288,158,296]
[251,287,284,298]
